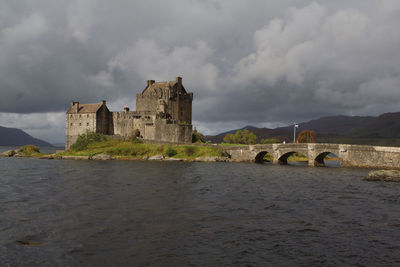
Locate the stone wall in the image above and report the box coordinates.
[96,105,112,135]
[223,143,400,169]
[175,93,193,124]
[111,111,192,143]
[136,82,193,125]
[339,145,400,169]
[112,111,148,139]
[144,119,192,143]
[65,113,97,149]
[136,94,160,113]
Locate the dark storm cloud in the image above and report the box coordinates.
[1,0,400,139]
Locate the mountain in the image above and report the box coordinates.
[206,125,292,143]
[277,115,376,135]
[206,112,400,146]
[355,113,400,138]
[0,126,53,147]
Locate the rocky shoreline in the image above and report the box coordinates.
[1,148,231,162]
[364,170,400,182]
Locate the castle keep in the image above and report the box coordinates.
[66,77,193,149]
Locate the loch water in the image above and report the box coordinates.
[1,146,400,266]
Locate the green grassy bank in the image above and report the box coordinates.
[59,139,225,160]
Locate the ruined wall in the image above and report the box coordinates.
[65,113,96,149]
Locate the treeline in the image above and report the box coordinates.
[72,128,317,148]
[221,129,316,145]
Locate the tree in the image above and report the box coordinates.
[71,131,107,151]
[192,128,205,143]
[223,133,235,143]
[223,129,257,144]
[260,138,280,144]
[297,130,316,143]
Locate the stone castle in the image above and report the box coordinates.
[66,77,193,149]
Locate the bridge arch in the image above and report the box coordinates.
[255,151,274,163]
[278,151,308,165]
[314,152,339,167]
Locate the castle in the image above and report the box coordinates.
[66,77,193,149]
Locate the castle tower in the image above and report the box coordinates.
[136,77,193,124]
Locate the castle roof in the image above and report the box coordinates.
[66,102,104,114]
[141,77,187,95]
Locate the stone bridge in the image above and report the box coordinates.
[222,143,400,169]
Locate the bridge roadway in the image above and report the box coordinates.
[222,143,400,169]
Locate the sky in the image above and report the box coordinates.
[0,0,400,143]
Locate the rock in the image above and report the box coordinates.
[61,155,90,160]
[164,157,183,161]
[39,154,54,159]
[148,155,164,161]
[91,154,115,160]
[195,156,217,162]
[365,170,400,182]
[194,156,229,162]
[0,150,17,157]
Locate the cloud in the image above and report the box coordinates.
[0,0,400,141]
[221,2,400,125]
[2,13,48,44]
[0,112,65,143]
[91,40,219,95]
[66,0,95,43]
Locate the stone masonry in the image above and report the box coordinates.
[66,77,193,149]
[223,143,400,169]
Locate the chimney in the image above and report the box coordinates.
[102,100,106,105]
[72,101,79,113]
[124,105,130,112]
[146,80,155,87]
[176,76,182,85]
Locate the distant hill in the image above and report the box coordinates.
[206,112,400,146]
[0,126,53,147]
[207,126,292,143]
[277,115,376,135]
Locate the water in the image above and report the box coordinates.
[1,148,400,266]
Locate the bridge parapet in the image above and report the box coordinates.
[222,143,400,169]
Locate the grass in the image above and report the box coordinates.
[59,140,225,159]
[219,142,248,147]
[18,145,43,157]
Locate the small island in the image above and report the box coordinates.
[1,132,229,162]
[0,130,310,163]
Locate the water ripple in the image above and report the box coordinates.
[1,158,400,266]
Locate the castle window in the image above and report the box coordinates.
[87,114,89,118]
[70,123,73,126]
[87,123,89,126]
[180,107,184,116]
[70,115,73,118]
[79,115,82,118]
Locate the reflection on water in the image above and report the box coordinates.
[1,155,400,266]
